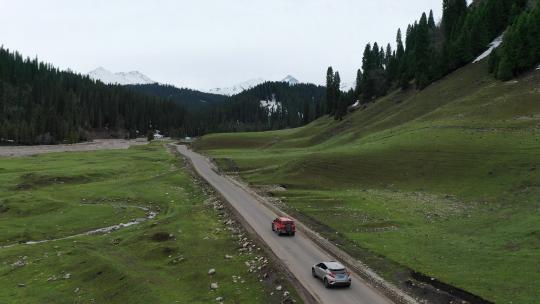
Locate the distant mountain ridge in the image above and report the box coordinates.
[125,83,227,111]
[208,78,266,96]
[88,67,156,85]
[207,75,301,96]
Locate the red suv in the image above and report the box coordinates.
[271,217,296,236]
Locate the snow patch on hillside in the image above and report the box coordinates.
[88,67,155,85]
[473,35,503,63]
[537,63,540,70]
[260,95,280,115]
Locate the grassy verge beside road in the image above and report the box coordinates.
[0,142,299,303]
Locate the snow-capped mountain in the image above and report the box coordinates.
[340,81,356,92]
[88,67,156,85]
[281,75,299,85]
[208,78,265,96]
[208,75,301,96]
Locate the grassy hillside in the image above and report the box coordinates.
[195,61,540,303]
[0,143,299,303]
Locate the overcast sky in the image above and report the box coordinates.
[1,0,442,90]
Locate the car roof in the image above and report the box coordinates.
[278,217,293,222]
[323,261,345,270]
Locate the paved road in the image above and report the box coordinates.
[176,145,392,304]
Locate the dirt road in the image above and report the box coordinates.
[176,145,394,304]
[0,139,147,157]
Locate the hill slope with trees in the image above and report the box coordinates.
[0,50,324,143]
[125,83,227,111]
[200,81,326,133]
[0,47,189,144]
[324,0,536,121]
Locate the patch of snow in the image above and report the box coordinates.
[473,35,503,63]
[207,75,303,96]
[208,78,266,96]
[88,67,156,85]
[351,101,360,108]
[260,95,280,115]
[537,64,540,70]
[340,81,355,92]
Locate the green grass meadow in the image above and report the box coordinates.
[195,62,540,303]
[0,143,297,303]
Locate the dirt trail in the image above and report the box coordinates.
[0,206,157,250]
[0,139,147,157]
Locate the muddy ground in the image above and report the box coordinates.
[0,139,148,157]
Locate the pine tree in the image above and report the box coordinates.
[354,69,363,97]
[361,43,373,102]
[302,99,310,125]
[428,10,436,29]
[442,0,467,39]
[396,28,405,61]
[326,66,334,115]
[415,12,432,89]
[493,1,540,79]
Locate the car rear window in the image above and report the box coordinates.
[330,269,346,274]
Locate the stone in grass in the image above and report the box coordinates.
[210,282,219,290]
[224,254,233,259]
[208,268,216,275]
[276,285,282,291]
[215,297,224,302]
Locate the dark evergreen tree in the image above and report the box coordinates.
[428,9,436,29]
[492,1,540,80]
[354,69,363,97]
[302,99,310,125]
[396,28,405,61]
[326,67,335,115]
[442,0,467,39]
[415,12,432,89]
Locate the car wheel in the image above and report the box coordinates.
[346,283,351,288]
[271,223,275,231]
[290,231,295,236]
[323,278,330,289]
[312,268,317,278]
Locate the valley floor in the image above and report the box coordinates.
[0,142,298,303]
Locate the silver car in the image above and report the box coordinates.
[312,261,352,288]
